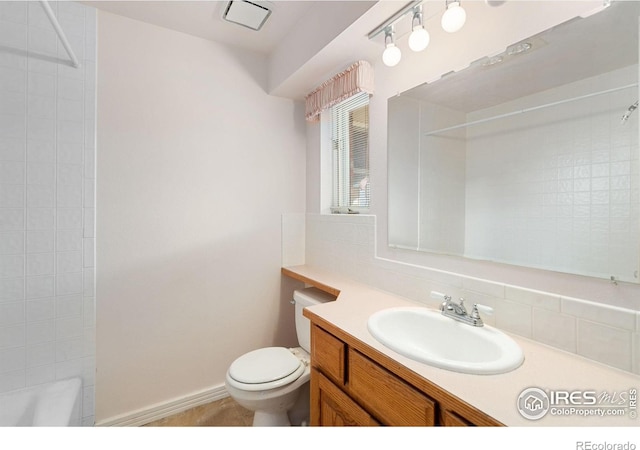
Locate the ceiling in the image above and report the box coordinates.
[84,0,326,55]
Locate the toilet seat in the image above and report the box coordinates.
[227,347,306,391]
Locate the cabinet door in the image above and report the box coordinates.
[441,409,473,426]
[311,367,380,426]
[348,349,436,426]
[311,325,346,385]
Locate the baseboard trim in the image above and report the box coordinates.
[95,384,229,427]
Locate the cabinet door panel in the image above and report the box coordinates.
[441,409,473,426]
[311,325,346,385]
[311,368,380,426]
[348,348,436,426]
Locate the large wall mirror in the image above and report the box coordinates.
[388,2,640,283]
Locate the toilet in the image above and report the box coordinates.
[225,287,334,426]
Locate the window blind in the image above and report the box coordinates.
[331,92,370,211]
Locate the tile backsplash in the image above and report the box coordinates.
[0,1,96,425]
[296,213,640,375]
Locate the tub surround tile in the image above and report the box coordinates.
[0,369,26,393]
[26,275,54,299]
[27,252,54,276]
[26,320,54,345]
[25,363,55,387]
[27,207,55,230]
[56,295,82,318]
[0,302,25,327]
[57,251,82,273]
[26,183,54,207]
[56,316,83,340]
[26,298,55,322]
[26,341,55,368]
[0,2,27,24]
[0,346,25,374]
[56,272,83,296]
[56,337,84,362]
[0,277,24,302]
[0,231,24,254]
[26,230,54,253]
[83,385,95,419]
[26,140,54,163]
[0,2,95,421]
[0,254,24,278]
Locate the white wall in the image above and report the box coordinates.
[96,11,306,423]
[0,1,96,425]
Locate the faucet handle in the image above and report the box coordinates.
[472,303,493,318]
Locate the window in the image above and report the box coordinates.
[330,92,370,212]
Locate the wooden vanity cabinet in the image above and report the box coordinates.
[309,323,501,427]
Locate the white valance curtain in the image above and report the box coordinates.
[305,60,374,122]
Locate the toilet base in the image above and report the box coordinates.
[252,411,290,427]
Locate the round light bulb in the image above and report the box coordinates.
[382,44,402,67]
[441,2,466,33]
[408,26,430,52]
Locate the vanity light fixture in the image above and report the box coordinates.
[368,0,470,68]
[382,26,402,67]
[408,5,430,52]
[441,0,466,33]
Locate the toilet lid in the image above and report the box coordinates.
[228,347,303,385]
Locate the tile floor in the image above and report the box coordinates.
[144,397,254,427]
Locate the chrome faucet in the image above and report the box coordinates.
[434,292,493,327]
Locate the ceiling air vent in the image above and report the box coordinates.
[222,1,273,31]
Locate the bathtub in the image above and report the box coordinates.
[0,378,82,426]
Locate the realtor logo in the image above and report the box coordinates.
[517,387,550,420]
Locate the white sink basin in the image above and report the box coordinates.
[367,307,524,375]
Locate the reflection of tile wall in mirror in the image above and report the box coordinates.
[387,1,640,283]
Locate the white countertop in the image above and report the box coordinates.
[284,265,640,427]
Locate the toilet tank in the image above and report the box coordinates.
[293,287,335,353]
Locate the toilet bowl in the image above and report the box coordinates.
[224,288,334,426]
[225,347,311,426]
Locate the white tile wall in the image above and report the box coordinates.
[301,213,640,375]
[0,1,95,425]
